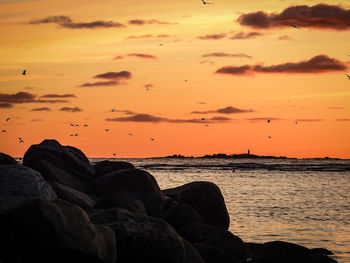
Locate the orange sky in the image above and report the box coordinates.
[0,0,350,158]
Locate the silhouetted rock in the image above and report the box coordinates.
[252,241,337,263]
[0,199,116,263]
[163,202,206,230]
[95,168,166,217]
[93,160,135,177]
[23,139,96,194]
[183,239,206,263]
[50,182,96,210]
[94,196,147,215]
[178,223,248,263]
[0,153,17,165]
[163,181,230,229]
[0,165,57,210]
[311,248,334,255]
[89,207,186,263]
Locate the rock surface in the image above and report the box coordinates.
[23,139,96,194]
[93,160,135,178]
[163,181,230,229]
[0,165,57,210]
[0,153,18,165]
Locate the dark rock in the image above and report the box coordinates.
[94,224,117,263]
[311,248,334,255]
[252,241,337,263]
[23,139,96,194]
[94,196,147,215]
[0,153,18,165]
[0,199,116,263]
[163,181,230,229]
[163,202,206,230]
[50,182,96,209]
[179,223,248,263]
[89,207,186,263]
[93,160,135,177]
[183,239,206,263]
[95,168,166,217]
[0,165,57,210]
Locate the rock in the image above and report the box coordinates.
[0,153,18,165]
[23,139,96,194]
[311,248,334,255]
[50,182,96,209]
[94,224,117,263]
[89,207,186,263]
[0,165,57,210]
[0,199,116,263]
[252,241,337,263]
[95,168,166,217]
[93,160,135,178]
[163,181,230,229]
[183,239,206,263]
[94,196,147,215]
[178,223,248,263]
[163,202,206,230]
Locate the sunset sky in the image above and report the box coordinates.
[1,0,350,158]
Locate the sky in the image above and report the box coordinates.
[0,0,350,158]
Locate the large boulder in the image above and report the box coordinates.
[0,153,18,165]
[179,223,248,263]
[90,207,186,263]
[93,160,135,178]
[163,181,230,229]
[0,199,116,263]
[0,165,57,210]
[251,241,337,263]
[23,139,96,194]
[183,239,206,263]
[95,168,166,217]
[50,182,96,210]
[94,196,147,215]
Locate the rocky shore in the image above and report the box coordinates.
[0,139,337,263]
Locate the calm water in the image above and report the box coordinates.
[91,158,350,262]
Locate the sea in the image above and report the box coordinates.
[90,157,350,262]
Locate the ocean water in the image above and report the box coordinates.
[91,158,350,262]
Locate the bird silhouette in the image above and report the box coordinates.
[1,130,6,133]
[70,124,74,126]
[128,133,133,136]
[70,134,74,136]
[150,138,155,141]
[84,124,88,127]
[159,44,164,47]
[267,136,272,139]
[18,137,24,143]
[201,0,213,4]
[145,84,150,91]
[295,121,298,124]
[345,74,350,80]
[289,24,300,29]
[105,129,110,132]
[74,134,79,136]
[267,120,270,123]
[201,118,205,121]
[75,124,79,127]
[22,70,27,75]
[5,117,10,122]
[113,153,116,156]
[111,108,116,112]
[204,124,209,127]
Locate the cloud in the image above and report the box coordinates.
[295,119,323,122]
[202,52,252,59]
[0,103,14,108]
[237,4,350,30]
[24,86,36,90]
[247,117,281,122]
[60,107,83,112]
[230,31,262,39]
[106,113,234,123]
[40,94,76,98]
[198,102,207,105]
[31,119,44,122]
[215,55,347,76]
[31,107,51,111]
[278,35,294,40]
[198,33,227,40]
[336,118,350,121]
[191,106,254,114]
[27,15,125,29]
[79,70,132,87]
[199,60,215,65]
[111,109,136,115]
[126,34,171,39]
[113,53,157,60]
[0,91,69,104]
[328,106,344,110]
[128,19,176,25]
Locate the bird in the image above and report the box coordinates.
[113,153,116,156]
[18,137,24,143]
[70,124,74,126]
[128,133,133,136]
[5,117,10,122]
[267,136,272,139]
[345,74,350,80]
[295,121,298,124]
[1,130,6,133]
[70,134,74,136]
[111,108,116,112]
[201,0,213,4]
[84,124,88,127]
[159,43,164,47]
[75,124,79,127]
[74,134,78,136]
[22,70,27,75]
[105,129,110,132]
[289,24,300,29]
[145,85,150,91]
[204,124,209,127]
[201,118,205,121]
[267,120,270,123]
[150,138,155,141]
[185,80,188,82]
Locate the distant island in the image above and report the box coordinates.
[160,153,289,159]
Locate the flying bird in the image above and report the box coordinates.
[267,136,272,139]
[5,117,10,122]
[289,24,300,29]
[70,134,74,136]
[150,138,155,141]
[75,124,79,127]
[159,44,164,47]
[267,120,270,123]
[111,108,116,112]
[345,74,350,80]
[204,124,209,127]
[1,130,6,133]
[145,84,150,91]
[74,134,78,136]
[295,121,298,124]
[22,70,27,75]
[201,118,205,121]
[113,153,116,156]
[18,137,24,143]
[128,133,133,136]
[201,0,213,4]
[105,129,110,132]
[70,124,74,127]
[185,80,188,82]
[84,124,88,127]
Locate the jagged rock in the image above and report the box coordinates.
[89,207,186,263]
[163,181,230,229]
[50,182,96,209]
[0,153,18,165]
[0,199,116,263]
[94,196,147,215]
[23,139,96,194]
[183,239,206,263]
[95,168,166,217]
[0,165,57,210]
[93,160,135,178]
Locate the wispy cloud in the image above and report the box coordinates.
[295,119,323,122]
[31,107,51,111]
[0,92,70,105]
[113,53,157,60]
[39,94,76,98]
[60,107,83,112]
[0,103,13,108]
[128,19,176,25]
[191,106,254,114]
[202,52,252,59]
[278,35,294,41]
[230,31,262,39]
[198,33,227,40]
[79,70,132,87]
[126,34,171,39]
